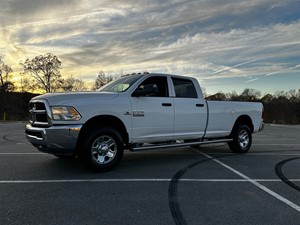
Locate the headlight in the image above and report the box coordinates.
[51,106,81,121]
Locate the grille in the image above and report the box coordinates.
[29,100,51,126]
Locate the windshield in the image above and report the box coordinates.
[98,74,143,92]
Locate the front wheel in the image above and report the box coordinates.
[80,127,124,172]
[228,124,252,153]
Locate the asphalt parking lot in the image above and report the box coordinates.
[0,122,299,225]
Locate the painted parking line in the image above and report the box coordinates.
[0,153,46,155]
[0,152,299,156]
[253,144,300,146]
[0,178,299,184]
[254,139,297,141]
[198,151,300,213]
[207,153,300,156]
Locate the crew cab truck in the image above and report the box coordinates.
[25,73,264,171]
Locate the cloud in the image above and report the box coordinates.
[245,78,259,83]
[1,0,79,19]
[1,0,300,93]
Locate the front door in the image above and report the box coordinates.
[130,76,174,143]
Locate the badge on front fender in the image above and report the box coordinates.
[132,110,145,117]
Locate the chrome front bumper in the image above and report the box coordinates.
[25,123,82,155]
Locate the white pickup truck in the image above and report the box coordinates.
[25,72,264,171]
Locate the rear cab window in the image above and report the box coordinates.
[172,78,198,98]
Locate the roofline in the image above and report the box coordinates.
[123,72,196,80]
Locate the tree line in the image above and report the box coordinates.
[0,53,112,93]
[0,53,299,124]
[0,53,115,120]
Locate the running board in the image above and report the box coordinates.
[129,139,233,152]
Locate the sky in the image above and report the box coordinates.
[0,0,300,95]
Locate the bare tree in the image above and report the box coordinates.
[60,75,87,92]
[93,70,113,90]
[21,53,62,93]
[239,88,261,102]
[206,92,228,101]
[18,73,35,93]
[0,54,14,92]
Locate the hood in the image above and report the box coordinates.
[32,91,119,105]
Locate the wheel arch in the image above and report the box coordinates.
[76,115,129,150]
[230,115,254,136]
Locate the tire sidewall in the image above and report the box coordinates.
[81,127,124,172]
[229,124,252,153]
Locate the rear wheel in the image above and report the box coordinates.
[228,124,252,153]
[80,127,124,172]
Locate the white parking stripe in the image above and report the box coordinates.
[254,139,296,141]
[0,152,300,156]
[253,144,300,146]
[0,153,45,155]
[0,178,299,184]
[208,153,300,156]
[199,152,300,213]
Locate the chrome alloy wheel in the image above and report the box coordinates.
[238,129,250,150]
[91,135,117,165]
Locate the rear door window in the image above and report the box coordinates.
[172,78,198,98]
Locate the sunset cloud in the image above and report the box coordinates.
[0,0,299,94]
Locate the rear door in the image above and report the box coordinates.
[130,76,174,143]
[171,77,207,139]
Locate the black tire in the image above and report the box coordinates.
[228,124,252,153]
[80,127,124,172]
